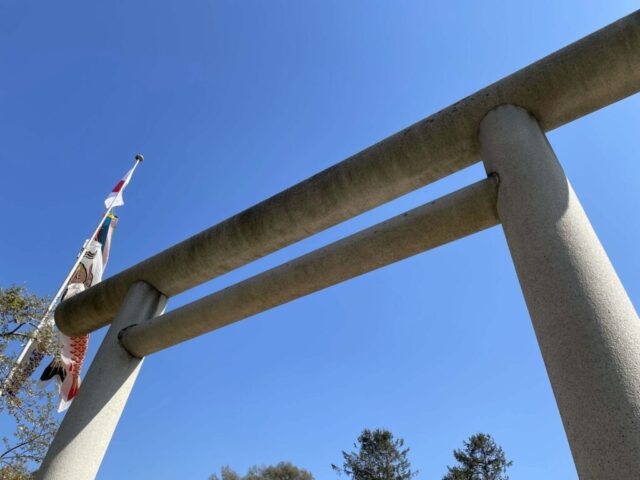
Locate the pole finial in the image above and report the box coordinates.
[135,153,144,162]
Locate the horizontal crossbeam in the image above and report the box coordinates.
[56,10,640,336]
[119,178,498,356]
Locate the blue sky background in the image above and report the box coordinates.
[1,1,639,479]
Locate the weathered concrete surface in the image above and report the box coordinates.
[37,282,166,480]
[57,10,640,336]
[479,105,640,480]
[120,178,498,357]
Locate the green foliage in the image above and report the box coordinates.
[0,285,59,475]
[442,433,512,480]
[0,464,32,479]
[0,285,54,354]
[332,429,417,480]
[212,465,241,480]
[210,462,314,480]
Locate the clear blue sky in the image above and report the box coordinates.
[1,1,639,479]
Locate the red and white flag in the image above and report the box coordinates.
[104,167,134,208]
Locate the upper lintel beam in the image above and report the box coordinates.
[56,10,640,336]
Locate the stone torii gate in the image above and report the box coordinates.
[38,10,640,480]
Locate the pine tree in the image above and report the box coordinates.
[332,429,417,480]
[442,433,512,480]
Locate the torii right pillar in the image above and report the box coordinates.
[479,105,640,479]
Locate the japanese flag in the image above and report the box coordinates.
[104,168,134,208]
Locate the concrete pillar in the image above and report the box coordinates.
[478,105,640,479]
[37,282,166,480]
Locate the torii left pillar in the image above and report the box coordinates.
[37,281,166,480]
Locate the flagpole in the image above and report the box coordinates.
[0,154,144,397]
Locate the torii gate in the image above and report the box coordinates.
[37,10,640,480]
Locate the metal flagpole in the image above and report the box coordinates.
[0,154,144,397]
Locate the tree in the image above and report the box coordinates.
[442,433,512,480]
[0,285,59,477]
[209,465,242,480]
[332,428,417,480]
[210,462,314,480]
